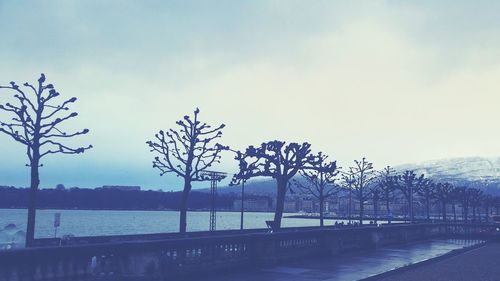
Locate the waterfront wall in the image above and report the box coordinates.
[0,223,497,281]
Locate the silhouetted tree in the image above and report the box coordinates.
[292,152,338,227]
[0,74,91,247]
[233,141,320,230]
[375,166,397,222]
[147,108,227,233]
[416,178,435,221]
[450,187,460,223]
[455,186,470,223]
[347,158,376,224]
[483,194,494,220]
[468,188,483,223]
[340,171,356,222]
[434,182,454,221]
[395,170,425,223]
[371,188,380,224]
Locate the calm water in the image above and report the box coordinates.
[0,209,359,238]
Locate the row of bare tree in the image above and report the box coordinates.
[1,74,499,247]
[339,167,498,226]
[282,159,499,228]
[145,107,500,232]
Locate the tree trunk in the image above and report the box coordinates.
[348,189,352,223]
[359,191,364,225]
[385,196,391,224]
[273,178,287,230]
[462,202,468,223]
[405,194,411,223]
[452,202,457,223]
[319,196,324,227]
[409,192,414,223]
[179,180,191,233]
[25,156,40,248]
[426,196,430,221]
[442,202,446,221]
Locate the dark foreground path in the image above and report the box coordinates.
[200,239,482,281]
[375,242,500,281]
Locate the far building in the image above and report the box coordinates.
[284,199,298,213]
[233,197,271,212]
[100,185,141,191]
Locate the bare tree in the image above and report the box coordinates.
[434,182,454,221]
[147,108,227,233]
[371,188,380,224]
[0,73,92,247]
[395,170,425,223]
[455,186,470,223]
[468,188,483,223]
[416,178,435,221]
[292,152,338,227]
[346,158,376,224]
[232,141,320,230]
[483,194,494,220]
[375,166,397,222]
[450,187,460,223]
[340,171,356,223]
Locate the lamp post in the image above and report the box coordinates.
[348,189,352,224]
[410,183,413,224]
[240,180,245,230]
[339,170,355,225]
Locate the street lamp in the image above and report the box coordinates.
[240,179,246,230]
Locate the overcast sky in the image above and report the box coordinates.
[1,1,500,190]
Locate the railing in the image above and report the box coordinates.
[0,223,498,281]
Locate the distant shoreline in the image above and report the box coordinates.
[284,214,410,222]
[0,208,282,213]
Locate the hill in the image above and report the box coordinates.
[212,157,500,196]
[200,179,278,196]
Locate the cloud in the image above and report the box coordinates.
[1,1,500,189]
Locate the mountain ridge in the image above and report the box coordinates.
[395,156,500,183]
[212,156,500,195]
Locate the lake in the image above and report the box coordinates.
[0,209,359,238]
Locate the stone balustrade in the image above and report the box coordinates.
[0,223,498,281]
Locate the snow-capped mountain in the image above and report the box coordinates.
[208,157,500,196]
[395,157,500,191]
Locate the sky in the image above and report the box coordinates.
[1,1,500,190]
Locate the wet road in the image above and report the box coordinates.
[377,242,500,281]
[202,239,484,281]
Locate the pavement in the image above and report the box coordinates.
[375,242,500,281]
[200,239,484,281]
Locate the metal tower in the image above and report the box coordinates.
[200,170,227,231]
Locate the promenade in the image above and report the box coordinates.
[202,239,484,281]
[1,223,495,281]
[376,242,500,281]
